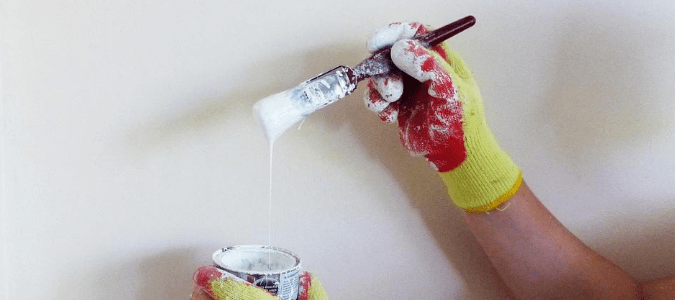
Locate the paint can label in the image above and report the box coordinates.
[212,245,302,300]
[277,265,300,300]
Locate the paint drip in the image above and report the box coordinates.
[251,18,477,268]
[255,68,358,261]
[268,143,273,270]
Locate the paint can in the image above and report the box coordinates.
[212,245,302,300]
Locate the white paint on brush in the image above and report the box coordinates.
[254,66,356,143]
[253,88,307,144]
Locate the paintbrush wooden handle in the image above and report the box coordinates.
[418,15,476,47]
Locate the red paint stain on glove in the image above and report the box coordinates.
[395,41,466,172]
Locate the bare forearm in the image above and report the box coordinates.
[462,181,641,300]
[643,277,675,300]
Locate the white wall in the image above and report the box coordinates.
[2,0,675,299]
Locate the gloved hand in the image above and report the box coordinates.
[364,22,522,212]
[191,266,329,300]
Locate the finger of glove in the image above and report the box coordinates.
[364,80,399,123]
[390,39,457,100]
[372,71,403,102]
[363,70,403,122]
[299,271,329,300]
[307,276,329,300]
[193,266,278,300]
[191,284,215,300]
[366,22,428,53]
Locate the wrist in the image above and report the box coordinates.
[438,123,522,212]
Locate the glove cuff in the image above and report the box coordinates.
[438,123,522,212]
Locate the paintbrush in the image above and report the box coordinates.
[254,16,476,143]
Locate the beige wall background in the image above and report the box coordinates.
[2,0,675,299]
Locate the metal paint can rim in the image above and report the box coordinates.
[212,245,301,275]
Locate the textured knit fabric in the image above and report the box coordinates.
[431,43,522,211]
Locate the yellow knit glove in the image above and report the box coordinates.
[364,22,522,212]
[193,266,329,300]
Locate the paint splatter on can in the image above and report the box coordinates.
[212,245,302,300]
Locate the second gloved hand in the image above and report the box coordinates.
[364,22,522,212]
[192,266,328,300]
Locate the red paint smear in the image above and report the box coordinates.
[406,40,428,57]
[298,271,313,300]
[421,57,435,72]
[367,90,385,111]
[367,79,377,90]
[366,80,382,105]
[194,266,221,287]
[193,266,223,295]
[412,22,429,35]
[431,71,456,100]
[405,41,455,99]
[432,45,448,60]
[379,102,399,123]
[397,74,466,172]
[368,89,382,105]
